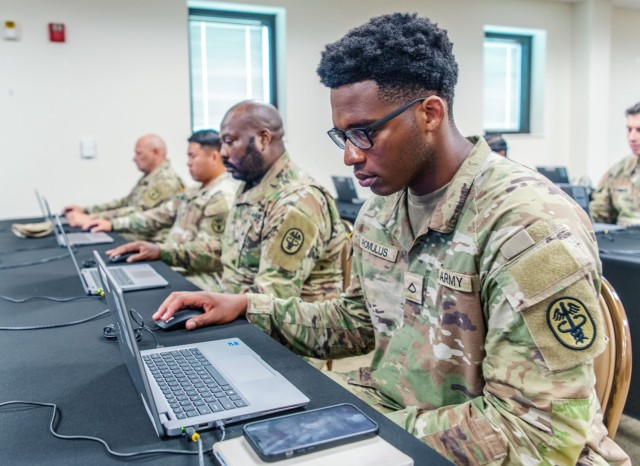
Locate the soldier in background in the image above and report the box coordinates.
[590,102,640,226]
[87,130,237,282]
[64,134,184,239]
[485,132,508,157]
[153,14,629,465]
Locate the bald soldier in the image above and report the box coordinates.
[154,14,628,465]
[590,102,640,226]
[156,100,346,304]
[86,130,238,280]
[64,134,184,231]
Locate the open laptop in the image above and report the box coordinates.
[47,199,114,246]
[331,176,365,222]
[93,250,309,437]
[35,190,68,225]
[55,215,167,294]
[536,166,570,184]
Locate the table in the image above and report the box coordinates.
[0,218,449,465]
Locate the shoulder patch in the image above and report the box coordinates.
[546,297,596,350]
[519,278,606,372]
[265,210,318,272]
[142,185,167,207]
[210,214,227,234]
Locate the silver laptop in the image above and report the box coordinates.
[54,216,168,294]
[47,199,114,246]
[35,190,68,225]
[93,250,309,437]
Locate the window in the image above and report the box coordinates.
[483,32,532,134]
[189,8,277,131]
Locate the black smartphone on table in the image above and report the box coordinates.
[243,403,379,462]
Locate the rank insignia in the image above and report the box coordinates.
[281,228,304,255]
[546,297,596,350]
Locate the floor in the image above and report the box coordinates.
[329,354,639,463]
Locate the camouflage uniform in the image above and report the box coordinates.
[208,152,346,302]
[245,139,630,465]
[590,154,640,226]
[86,160,184,220]
[111,173,237,275]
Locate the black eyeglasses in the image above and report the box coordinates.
[327,97,426,150]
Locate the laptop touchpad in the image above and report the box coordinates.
[219,355,275,382]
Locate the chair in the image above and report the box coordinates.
[593,277,633,438]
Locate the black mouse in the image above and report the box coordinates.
[109,251,138,263]
[155,308,204,331]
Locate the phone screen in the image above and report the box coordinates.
[243,403,379,461]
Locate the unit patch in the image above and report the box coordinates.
[546,297,596,350]
[211,215,226,234]
[281,228,304,255]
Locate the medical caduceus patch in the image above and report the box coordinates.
[546,297,596,350]
[281,228,304,255]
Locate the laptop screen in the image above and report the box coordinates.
[331,176,360,203]
[536,166,570,184]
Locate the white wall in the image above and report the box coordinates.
[0,0,636,218]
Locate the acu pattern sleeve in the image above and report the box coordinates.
[110,196,180,233]
[385,220,614,465]
[589,170,616,224]
[249,186,330,297]
[159,191,231,274]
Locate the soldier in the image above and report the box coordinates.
[64,134,184,234]
[86,130,237,280]
[153,14,629,465]
[590,102,640,226]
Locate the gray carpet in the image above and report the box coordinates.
[614,414,640,463]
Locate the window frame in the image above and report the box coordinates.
[483,31,532,134]
[188,8,278,130]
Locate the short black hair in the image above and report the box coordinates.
[188,129,221,150]
[625,102,640,116]
[317,13,459,112]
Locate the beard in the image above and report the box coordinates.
[226,137,266,184]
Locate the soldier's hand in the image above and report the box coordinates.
[63,205,85,214]
[153,291,248,330]
[106,241,143,262]
[88,219,113,232]
[133,241,161,261]
[66,211,92,227]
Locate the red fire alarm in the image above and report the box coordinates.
[48,23,65,42]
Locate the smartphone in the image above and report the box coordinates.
[243,403,379,462]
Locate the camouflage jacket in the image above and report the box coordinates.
[111,173,237,273]
[245,139,630,465]
[86,160,184,219]
[589,154,640,226]
[213,152,345,301]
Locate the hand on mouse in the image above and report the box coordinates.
[153,291,248,330]
[87,218,113,232]
[107,241,159,262]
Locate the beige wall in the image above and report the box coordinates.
[0,0,637,218]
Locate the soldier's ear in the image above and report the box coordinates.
[256,129,272,150]
[416,96,446,132]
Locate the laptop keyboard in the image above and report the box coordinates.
[111,268,134,287]
[143,348,248,420]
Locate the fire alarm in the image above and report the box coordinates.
[48,23,65,42]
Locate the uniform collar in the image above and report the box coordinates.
[374,137,490,239]
[623,154,640,175]
[142,159,171,184]
[236,151,291,204]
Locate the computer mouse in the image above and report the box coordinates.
[109,251,138,264]
[155,308,204,331]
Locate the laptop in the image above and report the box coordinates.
[35,190,68,225]
[54,215,168,294]
[93,250,309,437]
[331,176,364,222]
[536,166,570,184]
[47,198,114,246]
